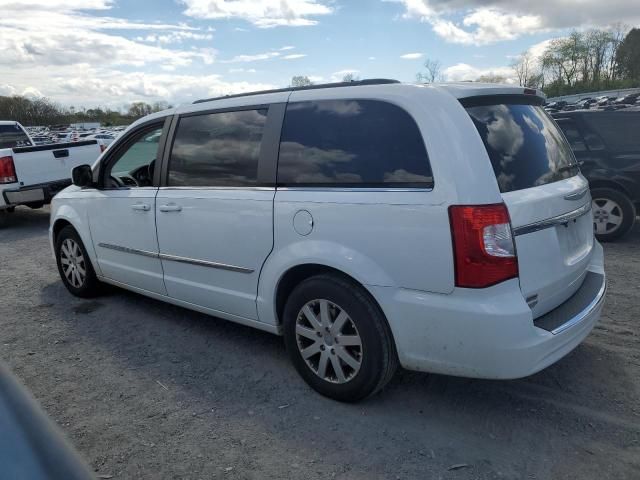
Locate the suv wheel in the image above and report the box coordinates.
[591,188,636,242]
[283,274,398,402]
[55,225,101,297]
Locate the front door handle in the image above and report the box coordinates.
[159,204,182,213]
[131,203,150,211]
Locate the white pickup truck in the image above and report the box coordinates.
[0,121,103,223]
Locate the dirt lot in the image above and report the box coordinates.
[1,206,639,480]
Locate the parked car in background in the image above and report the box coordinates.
[0,121,34,149]
[88,133,116,146]
[50,81,605,402]
[0,137,103,225]
[553,109,640,241]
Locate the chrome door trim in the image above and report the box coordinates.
[98,243,255,273]
[157,186,275,191]
[98,243,159,258]
[158,253,254,273]
[512,202,592,236]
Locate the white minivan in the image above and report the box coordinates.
[50,80,606,402]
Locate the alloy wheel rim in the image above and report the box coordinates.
[295,299,363,384]
[592,198,623,235]
[60,238,86,288]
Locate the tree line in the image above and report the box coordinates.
[415,26,639,97]
[0,97,172,127]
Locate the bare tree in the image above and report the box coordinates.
[416,59,443,83]
[475,74,508,84]
[290,76,313,87]
[341,73,360,82]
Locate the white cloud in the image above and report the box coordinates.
[282,54,307,60]
[180,0,333,28]
[400,52,424,59]
[223,51,280,63]
[391,0,640,45]
[228,68,257,73]
[136,31,214,45]
[0,2,275,107]
[368,56,376,60]
[279,46,296,50]
[443,63,516,83]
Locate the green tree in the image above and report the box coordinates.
[616,28,640,81]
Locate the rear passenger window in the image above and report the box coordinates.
[582,114,640,151]
[278,100,432,187]
[169,109,267,187]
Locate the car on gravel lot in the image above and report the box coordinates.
[49,80,606,402]
[552,109,640,241]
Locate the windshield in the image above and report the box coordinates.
[0,124,31,149]
[466,103,579,193]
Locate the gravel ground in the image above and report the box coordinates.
[1,206,639,480]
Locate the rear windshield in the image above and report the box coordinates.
[0,124,31,149]
[465,102,579,193]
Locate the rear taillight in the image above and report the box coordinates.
[449,203,518,288]
[0,155,17,184]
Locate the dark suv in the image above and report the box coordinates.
[552,109,640,241]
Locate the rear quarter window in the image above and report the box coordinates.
[582,113,640,151]
[465,102,579,193]
[278,99,433,187]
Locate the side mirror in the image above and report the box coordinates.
[71,164,93,188]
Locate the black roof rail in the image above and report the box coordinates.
[193,78,401,104]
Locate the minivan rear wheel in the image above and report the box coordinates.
[591,188,636,242]
[283,274,398,402]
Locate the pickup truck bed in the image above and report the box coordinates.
[0,140,102,210]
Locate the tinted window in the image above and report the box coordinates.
[0,125,31,148]
[466,103,579,193]
[554,118,586,152]
[278,100,432,187]
[582,113,640,151]
[169,109,267,187]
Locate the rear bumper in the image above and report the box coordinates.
[1,179,71,208]
[369,241,606,379]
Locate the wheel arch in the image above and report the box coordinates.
[51,207,101,276]
[589,179,633,199]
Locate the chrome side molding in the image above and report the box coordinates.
[512,202,592,236]
[159,253,254,273]
[98,243,159,258]
[98,243,254,274]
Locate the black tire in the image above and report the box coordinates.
[591,188,636,242]
[283,274,398,402]
[55,225,101,298]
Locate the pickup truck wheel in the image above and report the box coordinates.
[55,226,101,298]
[591,188,636,242]
[283,274,398,402]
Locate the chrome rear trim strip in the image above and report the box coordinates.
[98,243,159,258]
[98,244,254,274]
[158,253,254,274]
[512,202,592,236]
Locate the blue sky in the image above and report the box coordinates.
[1,0,637,108]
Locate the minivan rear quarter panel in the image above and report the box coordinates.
[256,85,505,327]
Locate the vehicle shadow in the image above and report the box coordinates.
[0,206,50,241]
[37,274,640,479]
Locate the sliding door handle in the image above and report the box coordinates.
[131,203,150,211]
[159,204,182,213]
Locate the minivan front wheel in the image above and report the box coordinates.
[283,274,398,402]
[55,225,101,297]
[591,188,636,241]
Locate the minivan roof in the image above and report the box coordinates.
[192,80,546,106]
